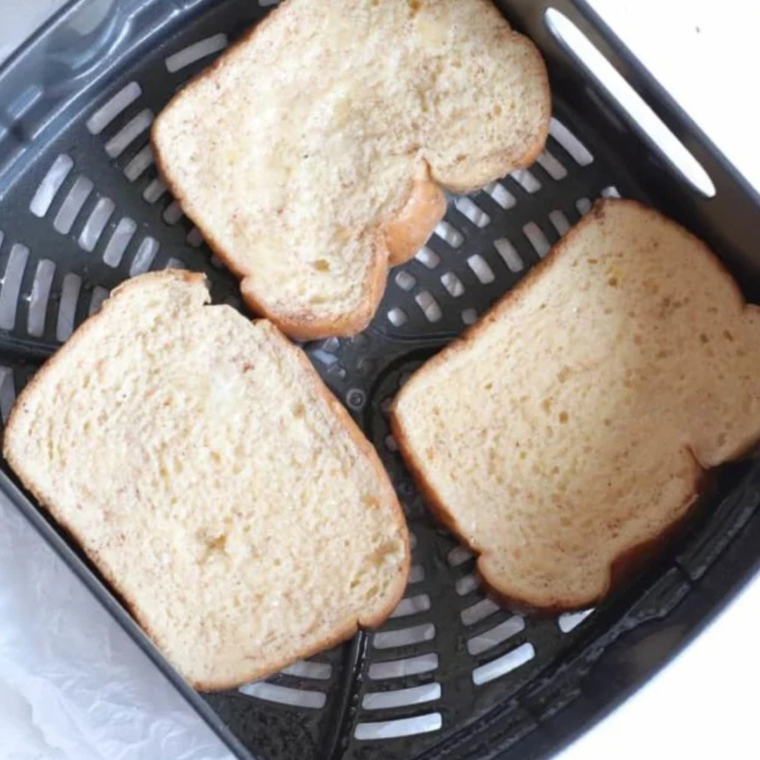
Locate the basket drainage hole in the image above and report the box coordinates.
[461,598,500,627]
[576,197,592,216]
[472,643,535,686]
[549,117,594,166]
[558,608,594,633]
[363,683,441,710]
[484,182,516,209]
[88,286,110,316]
[103,217,137,268]
[29,154,73,218]
[461,309,478,326]
[239,682,325,709]
[368,653,438,680]
[415,291,442,323]
[454,197,490,228]
[523,222,551,258]
[549,210,571,236]
[536,149,568,180]
[0,367,16,423]
[387,308,408,328]
[56,273,82,342]
[434,221,464,248]
[129,237,159,276]
[105,110,153,159]
[355,713,442,741]
[467,616,525,656]
[0,244,29,331]
[163,201,184,225]
[373,623,435,650]
[124,145,154,182]
[54,176,93,234]
[27,259,56,338]
[456,573,479,595]
[79,197,115,252]
[447,546,473,567]
[544,9,715,197]
[494,238,524,273]
[143,178,167,204]
[441,271,464,297]
[187,228,205,248]
[165,33,228,73]
[510,169,541,194]
[415,246,440,269]
[391,594,431,618]
[467,255,495,284]
[280,660,332,680]
[87,82,141,135]
[395,270,416,291]
[408,564,425,584]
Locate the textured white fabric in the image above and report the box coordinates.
[0,494,232,760]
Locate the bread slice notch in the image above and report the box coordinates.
[391,199,760,612]
[152,0,550,340]
[3,271,410,690]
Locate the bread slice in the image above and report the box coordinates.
[391,199,760,611]
[152,0,550,340]
[4,271,409,690]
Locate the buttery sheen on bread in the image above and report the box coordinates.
[392,199,760,611]
[152,0,550,340]
[4,271,410,690]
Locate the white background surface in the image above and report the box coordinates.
[1,1,760,759]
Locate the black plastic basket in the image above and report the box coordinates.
[1,2,760,759]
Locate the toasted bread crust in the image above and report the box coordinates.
[385,175,448,267]
[391,199,760,612]
[151,0,551,340]
[4,271,410,690]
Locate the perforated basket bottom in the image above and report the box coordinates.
[1,2,755,760]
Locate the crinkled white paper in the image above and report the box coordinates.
[0,493,235,760]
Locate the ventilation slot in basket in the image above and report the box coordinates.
[54,176,93,234]
[27,259,55,337]
[104,110,153,159]
[485,182,516,209]
[87,82,142,135]
[0,243,29,331]
[280,660,332,680]
[461,598,500,627]
[29,155,73,218]
[354,713,443,741]
[56,273,81,342]
[79,197,115,252]
[165,34,229,73]
[0,367,16,424]
[102,218,137,267]
[368,653,439,680]
[390,594,432,619]
[373,623,435,650]
[240,682,326,710]
[558,609,594,633]
[362,683,441,710]
[472,643,535,686]
[467,616,525,656]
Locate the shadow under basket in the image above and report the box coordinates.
[1,1,760,759]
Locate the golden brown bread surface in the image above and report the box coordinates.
[4,271,410,690]
[391,199,760,611]
[152,0,550,340]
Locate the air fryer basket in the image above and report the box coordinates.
[1,1,760,759]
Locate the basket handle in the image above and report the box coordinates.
[503,0,760,293]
